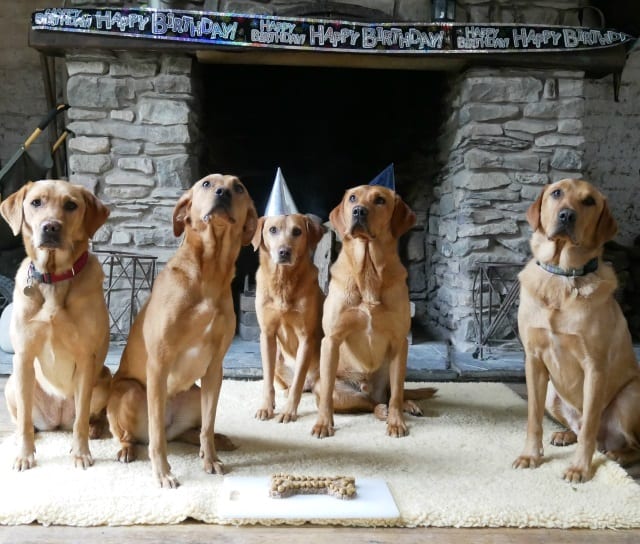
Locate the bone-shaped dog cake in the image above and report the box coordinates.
[269,473,357,500]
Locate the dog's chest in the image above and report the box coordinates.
[35,339,80,397]
[166,313,231,395]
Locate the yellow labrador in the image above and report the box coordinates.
[514,178,640,482]
[107,174,257,488]
[0,180,111,470]
[311,185,434,439]
[251,213,325,423]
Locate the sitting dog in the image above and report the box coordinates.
[0,180,111,470]
[251,213,326,423]
[107,174,257,488]
[513,178,640,482]
[311,185,435,439]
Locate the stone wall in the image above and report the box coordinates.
[422,68,586,350]
[65,51,198,264]
[584,47,640,246]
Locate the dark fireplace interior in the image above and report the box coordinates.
[197,62,447,329]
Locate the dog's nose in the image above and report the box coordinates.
[215,187,231,199]
[41,221,62,234]
[352,206,368,219]
[558,208,576,225]
[278,247,292,261]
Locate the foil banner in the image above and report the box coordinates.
[32,8,635,54]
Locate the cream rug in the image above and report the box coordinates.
[1,380,639,528]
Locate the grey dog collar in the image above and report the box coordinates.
[536,257,599,277]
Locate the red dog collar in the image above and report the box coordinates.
[28,251,90,285]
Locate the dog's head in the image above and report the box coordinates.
[251,213,326,266]
[526,178,617,250]
[172,174,258,245]
[0,179,109,258]
[329,185,416,241]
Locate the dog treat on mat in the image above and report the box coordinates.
[269,473,357,500]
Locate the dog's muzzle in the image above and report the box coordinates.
[549,207,577,240]
[349,205,371,236]
[203,188,235,223]
[37,220,63,248]
[275,246,292,265]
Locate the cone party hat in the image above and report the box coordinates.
[264,167,299,217]
[368,163,395,191]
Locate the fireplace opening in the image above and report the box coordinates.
[197,62,447,337]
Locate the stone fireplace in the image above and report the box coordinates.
[29,0,637,351]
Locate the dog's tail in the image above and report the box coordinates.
[404,387,438,400]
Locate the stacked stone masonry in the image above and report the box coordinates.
[66,52,198,265]
[421,68,586,350]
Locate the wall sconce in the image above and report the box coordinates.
[431,0,456,22]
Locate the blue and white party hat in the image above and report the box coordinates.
[264,167,299,217]
[368,163,395,191]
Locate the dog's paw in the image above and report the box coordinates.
[277,410,298,424]
[563,465,592,483]
[605,449,640,467]
[550,430,577,447]
[13,454,36,471]
[404,400,423,417]
[374,403,388,421]
[156,471,181,489]
[512,455,542,469]
[73,452,95,469]
[386,421,409,438]
[311,421,335,439]
[255,407,275,421]
[202,456,225,475]
[116,444,137,463]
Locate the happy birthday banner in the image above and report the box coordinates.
[32,8,635,54]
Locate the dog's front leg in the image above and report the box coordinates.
[147,362,178,488]
[12,353,37,470]
[513,353,549,470]
[387,338,409,437]
[71,355,95,468]
[199,359,224,475]
[280,335,312,423]
[311,335,340,438]
[256,331,277,420]
[563,366,605,483]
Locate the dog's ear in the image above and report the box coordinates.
[242,202,259,246]
[82,189,110,239]
[329,200,348,238]
[305,215,327,251]
[593,198,618,246]
[526,189,545,232]
[251,216,266,251]
[0,182,32,236]
[172,189,192,237]
[391,195,416,238]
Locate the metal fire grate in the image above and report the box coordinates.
[472,262,523,359]
[96,250,157,342]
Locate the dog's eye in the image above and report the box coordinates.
[583,196,596,206]
[233,183,244,194]
[64,201,78,211]
[291,227,302,237]
[374,196,386,205]
[269,226,277,234]
[551,189,562,199]
[202,180,211,188]
[30,199,42,208]
[349,194,356,203]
